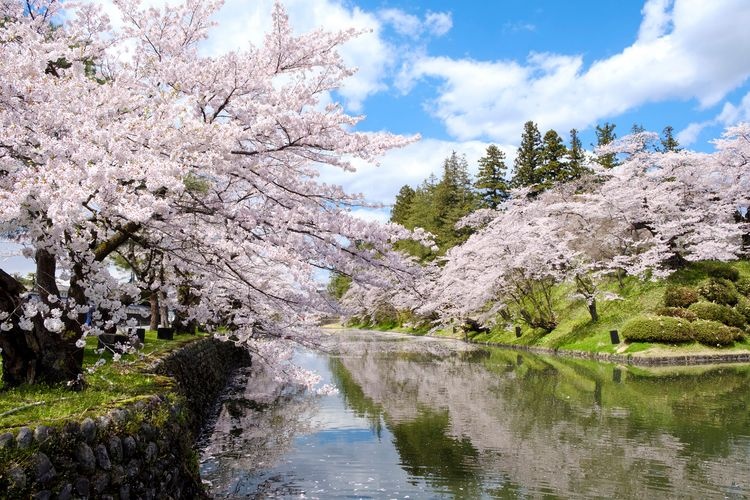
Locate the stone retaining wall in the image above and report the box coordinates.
[0,337,251,499]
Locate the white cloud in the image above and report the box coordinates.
[678,90,750,145]
[424,11,452,37]
[397,0,750,144]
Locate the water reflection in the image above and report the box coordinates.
[200,330,750,498]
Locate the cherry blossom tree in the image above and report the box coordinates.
[0,0,417,386]
[376,127,750,332]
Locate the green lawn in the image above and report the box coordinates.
[0,331,205,431]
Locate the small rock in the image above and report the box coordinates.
[122,436,137,458]
[32,491,51,500]
[75,442,96,474]
[74,477,90,497]
[107,436,123,463]
[119,484,131,500]
[110,465,126,486]
[7,465,26,490]
[126,458,141,478]
[56,483,73,500]
[16,426,33,449]
[97,415,111,432]
[33,425,51,444]
[62,421,80,440]
[80,418,97,443]
[111,409,128,424]
[144,442,158,464]
[92,472,110,494]
[95,443,111,470]
[34,452,57,485]
[0,432,15,449]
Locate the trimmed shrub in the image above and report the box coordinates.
[664,286,700,308]
[697,278,739,306]
[653,307,698,321]
[621,316,693,344]
[688,301,746,328]
[736,297,750,324]
[691,319,744,346]
[736,277,750,297]
[700,261,741,282]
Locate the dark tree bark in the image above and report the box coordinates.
[149,291,160,331]
[0,257,83,387]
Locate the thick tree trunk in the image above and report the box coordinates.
[149,291,159,331]
[0,258,83,387]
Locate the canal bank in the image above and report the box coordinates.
[0,337,250,498]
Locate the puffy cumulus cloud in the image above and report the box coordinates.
[398,0,750,143]
[378,8,452,39]
[317,139,511,205]
[678,90,750,145]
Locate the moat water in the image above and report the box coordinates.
[199,330,750,499]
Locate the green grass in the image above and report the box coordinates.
[0,330,205,431]
[380,260,750,358]
[467,261,750,356]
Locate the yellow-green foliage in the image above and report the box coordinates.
[664,285,700,308]
[697,278,740,305]
[621,316,694,343]
[688,301,746,328]
[691,319,744,346]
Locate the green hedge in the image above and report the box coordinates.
[691,319,744,346]
[735,297,750,323]
[664,286,700,308]
[653,307,698,321]
[621,316,693,343]
[700,261,741,282]
[688,301,746,328]
[736,277,750,297]
[697,278,740,306]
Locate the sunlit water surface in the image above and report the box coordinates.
[199,330,750,499]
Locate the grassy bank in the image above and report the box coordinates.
[347,260,750,360]
[0,331,205,431]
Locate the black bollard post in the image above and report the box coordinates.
[610,329,620,344]
[515,326,522,338]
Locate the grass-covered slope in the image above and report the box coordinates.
[466,261,750,356]
[354,261,750,358]
[0,331,205,430]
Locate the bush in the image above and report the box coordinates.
[688,301,746,328]
[697,278,739,306]
[736,277,750,297]
[621,316,693,344]
[700,261,741,282]
[691,319,744,346]
[664,286,700,308]
[736,297,750,324]
[653,307,698,321]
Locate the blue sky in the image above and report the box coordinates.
[4,0,750,274]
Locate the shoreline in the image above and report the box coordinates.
[324,325,750,366]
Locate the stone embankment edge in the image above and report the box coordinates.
[0,337,251,499]
[461,338,750,366]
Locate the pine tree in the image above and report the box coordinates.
[660,125,681,152]
[474,144,509,209]
[390,185,415,224]
[433,152,477,247]
[512,121,543,188]
[538,129,569,188]
[594,122,618,169]
[567,128,587,180]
